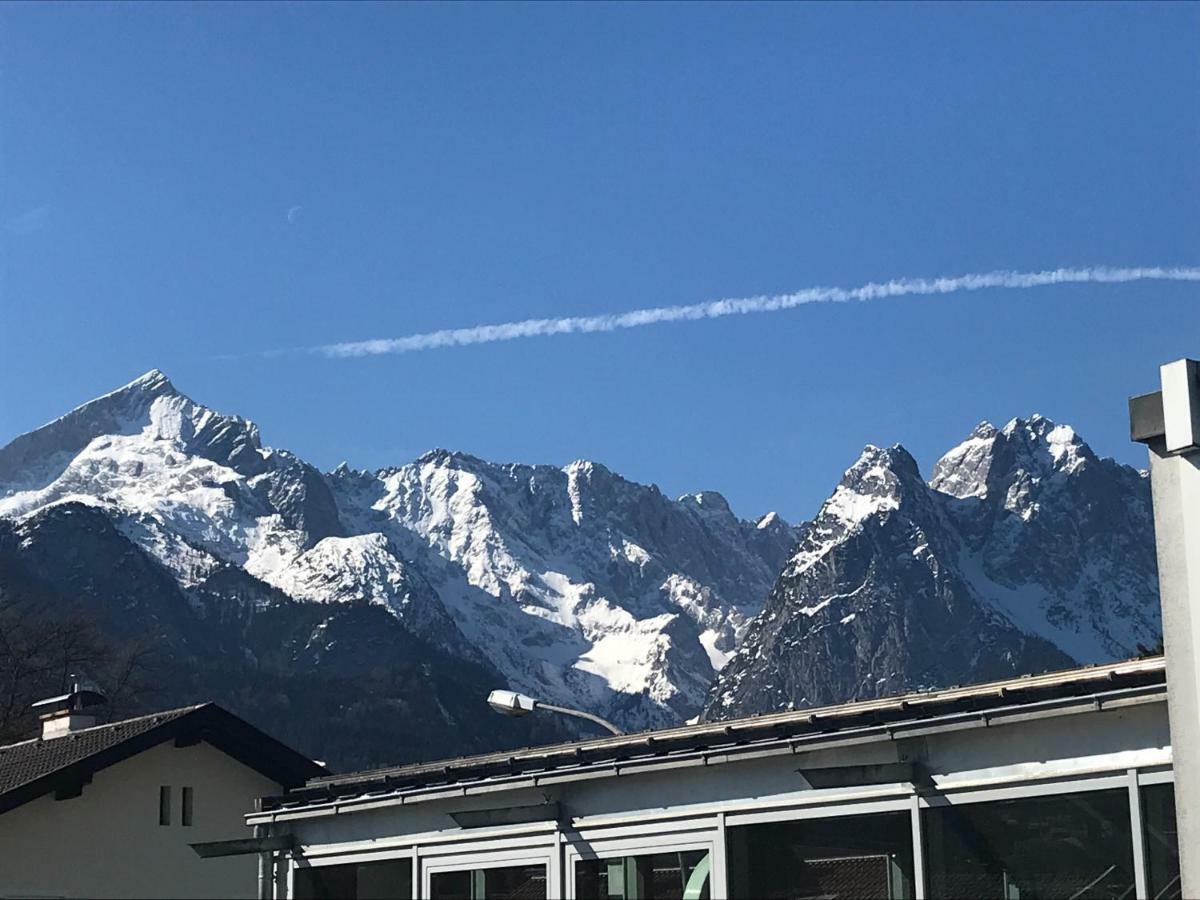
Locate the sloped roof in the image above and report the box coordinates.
[259,656,1167,818]
[0,703,326,815]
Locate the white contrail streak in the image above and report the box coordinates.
[317,266,1200,358]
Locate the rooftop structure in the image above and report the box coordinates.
[265,656,1166,816]
[250,657,1178,899]
[0,700,324,899]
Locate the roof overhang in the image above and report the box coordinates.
[251,658,1166,825]
[0,704,326,817]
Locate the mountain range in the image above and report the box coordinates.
[0,371,1162,767]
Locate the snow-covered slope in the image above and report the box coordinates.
[0,372,793,730]
[703,416,1161,719]
[322,453,793,728]
[1,372,1161,737]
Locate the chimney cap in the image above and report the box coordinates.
[31,676,107,716]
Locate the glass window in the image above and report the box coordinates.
[293,859,413,900]
[923,789,1135,899]
[728,811,913,899]
[429,864,546,900]
[575,850,710,900]
[158,785,171,826]
[181,785,194,826]
[1142,783,1181,900]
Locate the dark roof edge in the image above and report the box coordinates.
[0,703,325,816]
[272,657,1164,811]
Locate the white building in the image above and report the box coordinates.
[0,694,324,899]
[248,656,1179,899]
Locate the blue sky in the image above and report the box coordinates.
[1,2,1197,521]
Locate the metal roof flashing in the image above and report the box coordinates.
[253,657,1166,823]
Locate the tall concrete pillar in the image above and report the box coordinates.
[1130,359,1200,898]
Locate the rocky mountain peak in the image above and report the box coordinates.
[415,448,469,468]
[126,368,175,393]
[817,443,922,530]
[754,510,789,533]
[969,420,999,440]
[705,414,1160,722]
[931,414,1095,501]
[846,443,921,482]
[0,369,179,490]
[678,490,733,516]
[1000,415,1093,474]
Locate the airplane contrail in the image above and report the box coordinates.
[317,266,1200,358]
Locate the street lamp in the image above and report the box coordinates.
[487,689,624,736]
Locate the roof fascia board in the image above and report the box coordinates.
[252,684,1165,825]
[300,659,1167,795]
[0,704,323,817]
[0,714,190,816]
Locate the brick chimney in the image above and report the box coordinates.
[31,677,107,739]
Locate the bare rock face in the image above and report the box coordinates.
[0,371,1162,753]
[0,372,794,736]
[703,418,1160,720]
[0,502,545,769]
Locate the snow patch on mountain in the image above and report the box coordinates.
[705,415,1161,720]
[0,371,793,731]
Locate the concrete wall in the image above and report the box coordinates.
[0,740,282,899]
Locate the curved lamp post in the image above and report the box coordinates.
[487,689,623,736]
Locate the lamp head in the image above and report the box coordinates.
[488,689,538,717]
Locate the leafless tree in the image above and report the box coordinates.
[0,590,159,742]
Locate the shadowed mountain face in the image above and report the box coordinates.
[703,418,1160,719]
[0,372,1161,763]
[0,371,795,749]
[0,502,552,769]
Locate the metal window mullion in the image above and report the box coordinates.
[910,795,926,900]
[711,812,728,900]
[550,826,563,900]
[1128,769,1149,900]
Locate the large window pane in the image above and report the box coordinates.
[429,864,546,900]
[727,811,913,899]
[1142,783,1181,900]
[294,858,412,900]
[574,850,711,900]
[923,789,1135,899]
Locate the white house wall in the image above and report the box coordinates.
[0,740,283,899]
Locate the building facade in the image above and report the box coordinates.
[251,657,1180,899]
[0,701,324,899]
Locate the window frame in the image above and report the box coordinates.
[288,850,417,900]
[421,848,554,900]
[564,833,718,900]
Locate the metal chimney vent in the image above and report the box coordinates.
[31,675,108,739]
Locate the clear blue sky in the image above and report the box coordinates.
[2,2,1197,521]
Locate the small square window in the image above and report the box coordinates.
[158,785,171,826]
[182,786,193,826]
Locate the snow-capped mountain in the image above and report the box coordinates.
[0,500,545,768]
[0,371,793,732]
[0,371,1162,756]
[703,416,1161,719]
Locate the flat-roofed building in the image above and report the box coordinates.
[248,656,1180,899]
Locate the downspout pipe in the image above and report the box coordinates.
[254,794,272,900]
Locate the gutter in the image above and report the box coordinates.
[247,681,1165,826]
